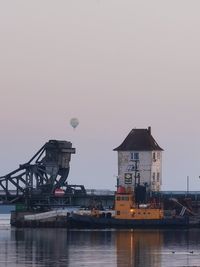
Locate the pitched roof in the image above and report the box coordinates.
[113,127,163,151]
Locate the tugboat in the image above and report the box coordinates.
[68,186,189,229]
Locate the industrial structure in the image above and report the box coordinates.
[0,140,86,207]
[114,127,163,192]
[1,128,200,220]
[0,129,199,227]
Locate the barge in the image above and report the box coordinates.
[11,186,195,228]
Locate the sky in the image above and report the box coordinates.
[0,0,200,191]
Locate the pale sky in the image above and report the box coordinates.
[0,0,200,190]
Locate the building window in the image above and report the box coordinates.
[153,152,156,161]
[152,172,156,181]
[122,196,129,201]
[134,153,139,160]
[130,152,139,161]
[157,152,160,159]
[157,173,160,182]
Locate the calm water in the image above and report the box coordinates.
[0,216,200,267]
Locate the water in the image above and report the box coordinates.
[0,216,200,266]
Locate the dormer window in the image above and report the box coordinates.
[130,152,139,161]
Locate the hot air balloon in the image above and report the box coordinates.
[70,118,79,129]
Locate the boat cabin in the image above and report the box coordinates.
[115,187,163,220]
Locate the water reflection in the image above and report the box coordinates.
[0,228,199,266]
[11,229,116,267]
[116,230,163,266]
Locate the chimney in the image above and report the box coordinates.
[148,126,151,134]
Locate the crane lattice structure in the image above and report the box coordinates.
[0,140,86,207]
